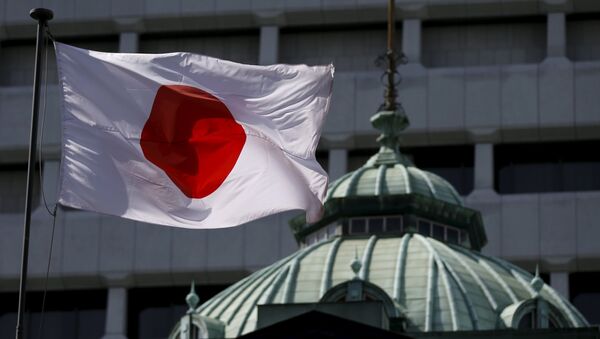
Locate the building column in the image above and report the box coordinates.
[550,271,570,299]
[259,25,279,65]
[102,287,128,339]
[402,19,421,64]
[547,12,566,58]
[119,32,139,53]
[328,149,348,181]
[474,143,494,191]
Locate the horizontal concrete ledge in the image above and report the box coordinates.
[1,0,600,39]
[2,60,600,153]
[0,269,252,293]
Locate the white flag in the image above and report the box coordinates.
[55,42,333,228]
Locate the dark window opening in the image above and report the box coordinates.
[495,141,600,194]
[418,220,431,236]
[422,16,546,68]
[446,228,459,244]
[369,218,384,233]
[0,36,118,86]
[0,289,106,339]
[0,163,42,213]
[350,219,366,234]
[570,272,600,325]
[432,224,445,241]
[128,285,227,339]
[386,217,402,232]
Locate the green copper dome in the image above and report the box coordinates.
[183,234,588,338]
[327,156,463,206]
[289,105,487,250]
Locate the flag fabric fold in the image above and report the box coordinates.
[55,42,333,229]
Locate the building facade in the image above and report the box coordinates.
[0,0,599,338]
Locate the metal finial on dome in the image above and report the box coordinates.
[350,248,362,279]
[530,264,544,295]
[186,281,200,314]
[370,0,410,166]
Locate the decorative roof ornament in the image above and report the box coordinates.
[530,264,545,295]
[186,280,200,314]
[370,0,411,166]
[350,248,362,280]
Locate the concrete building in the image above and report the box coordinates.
[0,0,599,338]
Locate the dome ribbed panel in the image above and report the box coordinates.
[194,235,588,337]
[354,168,378,196]
[329,173,353,198]
[330,239,369,286]
[292,242,332,303]
[426,172,463,206]
[406,167,435,199]
[369,237,402,293]
[401,237,429,330]
[388,165,410,195]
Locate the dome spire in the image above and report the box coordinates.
[530,264,544,295]
[185,280,200,314]
[350,248,362,280]
[370,0,411,166]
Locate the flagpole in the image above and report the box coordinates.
[15,8,53,339]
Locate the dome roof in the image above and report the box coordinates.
[327,157,463,206]
[291,147,487,250]
[194,234,588,338]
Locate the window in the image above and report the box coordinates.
[280,23,401,72]
[422,17,545,68]
[570,272,600,325]
[0,37,118,86]
[139,31,259,65]
[0,289,106,339]
[350,219,366,234]
[432,224,445,241]
[567,13,600,61]
[414,218,467,245]
[0,164,41,213]
[386,217,402,232]
[345,216,405,236]
[369,218,384,233]
[128,285,227,339]
[446,228,459,244]
[495,141,600,194]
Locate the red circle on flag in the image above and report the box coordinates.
[140,85,246,199]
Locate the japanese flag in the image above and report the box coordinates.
[55,42,333,229]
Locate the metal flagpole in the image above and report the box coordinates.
[15,8,54,339]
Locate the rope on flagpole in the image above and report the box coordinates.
[36,205,57,339]
[38,23,57,218]
[35,23,59,339]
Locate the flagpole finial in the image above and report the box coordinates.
[30,8,54,22]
